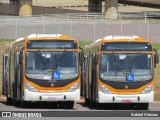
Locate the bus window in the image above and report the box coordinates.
[26,51,78,80]
[100,54,152,82]
[2,54,9,95]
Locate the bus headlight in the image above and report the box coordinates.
[25,82,37,92]
[68,83,80,92]
[98,84,112,94]
[141,84,154,94]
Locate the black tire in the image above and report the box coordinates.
[7,97,12,105]
[58,101,65,109]
[96,102,101,109]
[85,98,90,105]
[90,100,96,107]
[21,101,30,108]
[140,103,149,110]
[65,101,74,109]
[135,103,149,110]
[13,99,20,106]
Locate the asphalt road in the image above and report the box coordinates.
[0,98,160,112]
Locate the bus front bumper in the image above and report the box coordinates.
[98,91,154,103]
[23,89,80,102]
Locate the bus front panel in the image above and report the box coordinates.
[98,53,154,103]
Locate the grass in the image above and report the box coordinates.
[79,41,92,46]
[0,40,160,101]
[0,39,14,42]
[152,43,160,50]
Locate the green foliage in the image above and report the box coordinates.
[153,43,160,50]
[0,39,14,42]
[79,41,92,47]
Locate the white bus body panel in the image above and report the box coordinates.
[24,89,80,101]
[98,91,154,103]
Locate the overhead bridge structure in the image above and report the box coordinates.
[1,0,160,18]
[88,0,160,19]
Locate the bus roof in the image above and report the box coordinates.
[7,37,25,48]
[26,34,63,38]
[11,34,64,45]
[24,34,77,41]
[101,35,151,43]
[85,35,150,49]
[103,35,140,40]
[15,37,24,42]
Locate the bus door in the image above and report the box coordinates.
[14,52,20,100]
[19,50,24,101]
[80,48,85,96]
[92,53,98,103]
[2,54,8,95]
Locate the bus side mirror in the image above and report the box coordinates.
[19,51,23,64]
[94,53,98,65]
[94,49,99,65]
[154,49,159,65]
[79,47,84,64]
[154,54,159,64]
[80,52,85,63]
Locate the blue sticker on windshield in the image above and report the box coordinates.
[127,74,134,81]
[52,72,60,80]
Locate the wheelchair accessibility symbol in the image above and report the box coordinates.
[127,74,134,81]
[52,72,60,79]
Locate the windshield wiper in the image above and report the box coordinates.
[124,55,134,81]
[112,55,118,76]
[56,51,67,67]
[51,51,68,71]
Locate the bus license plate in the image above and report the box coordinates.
[122,100,131,103]
[48,96,57,101]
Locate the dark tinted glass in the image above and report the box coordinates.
[101,42,152,51]
[26,40,78,49]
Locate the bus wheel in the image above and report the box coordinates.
[7,97,12,105]
[96,102,101,109]
[21,101,30,108]
[136,103,149,110]
[65,101,74,109]
[89,100,96,107]
[13,99,20,106]
[58,101,65,109]
[85,98,90,105]
[140,103,149,110]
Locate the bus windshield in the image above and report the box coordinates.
[100,54,152,82]
[26,51,78,80]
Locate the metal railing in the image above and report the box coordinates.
[0,12,160,22]
[0,13,160,41]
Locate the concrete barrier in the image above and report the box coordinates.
[0,0,10,4]
[0,3,90,16]
[32,0,88,7]
[0,3,19,15]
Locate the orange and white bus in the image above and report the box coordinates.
[2,34,84,108]
[84,35,159,110]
